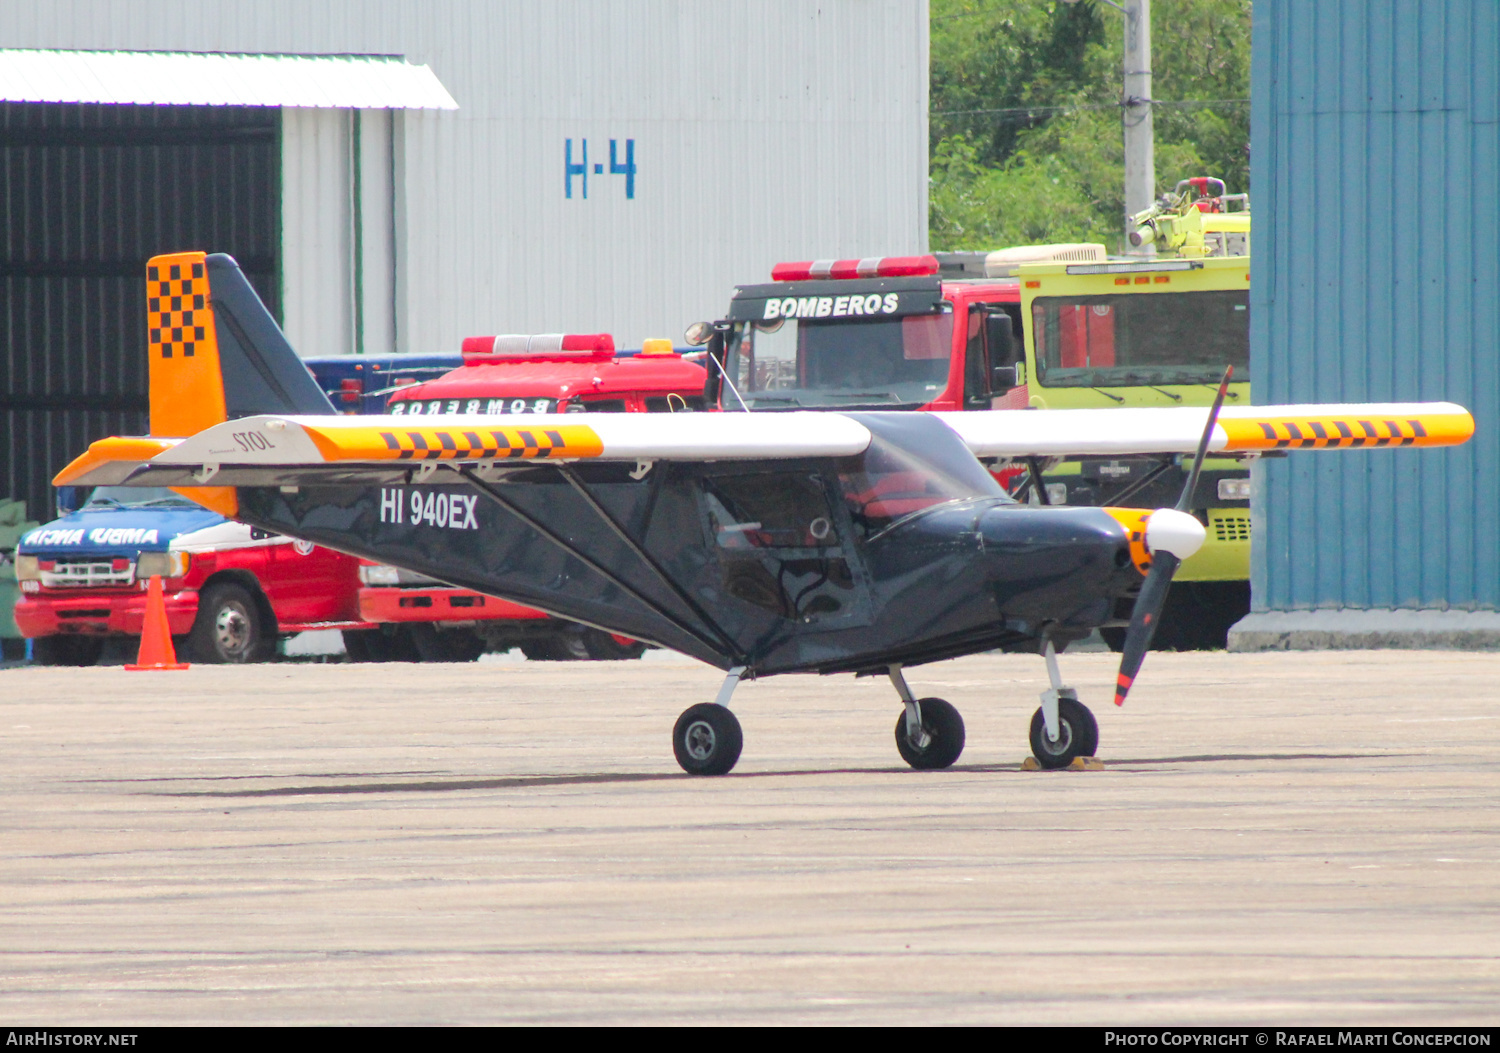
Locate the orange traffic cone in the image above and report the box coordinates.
[126,574,189,671]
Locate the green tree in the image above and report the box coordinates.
[930,0,1252,252]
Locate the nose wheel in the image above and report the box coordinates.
[1028,696,1098,769]
[1029,638,1100,769]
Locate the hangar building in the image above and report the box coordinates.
[0,0,928,521]
[1236,0,1500,646]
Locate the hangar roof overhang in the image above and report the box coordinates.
[0,48,458,109]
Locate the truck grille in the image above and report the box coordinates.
[1210,510,1252,543]
[40,559,135,588]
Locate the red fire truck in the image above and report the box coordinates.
[694,234,1254,650]
[344,333,709,662]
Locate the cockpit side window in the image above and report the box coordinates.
[703,473,837,549]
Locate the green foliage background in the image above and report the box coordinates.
[929,0,1252,251]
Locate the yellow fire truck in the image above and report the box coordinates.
[1015,178,1252,649]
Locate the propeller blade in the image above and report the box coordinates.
[1114,551,1178,706]
[1177,364,1234,513]
[1113,364,1234,707]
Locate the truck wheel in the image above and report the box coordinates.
[520,635,588,661]
[31,635,105,667]
[342,627,421,662]
[187,583,270,664]
[409,624,485,662]
[580,629,648,661]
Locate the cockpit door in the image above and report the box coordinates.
[698,468,872,631]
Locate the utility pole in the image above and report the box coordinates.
[1121,0,1155,254]
[1067,0,1156,252]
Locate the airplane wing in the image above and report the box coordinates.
[56,402,1474,489]
[934,402,1475,457]
[54,412,875,487]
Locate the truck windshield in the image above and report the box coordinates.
[1031,290,1248,388]
[82,486,198,509]
[727,309,953,409]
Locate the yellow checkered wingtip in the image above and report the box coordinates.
[1219,409,1474,451]
[300,423,606,462]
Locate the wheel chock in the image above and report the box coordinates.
[1021,756,1105,771]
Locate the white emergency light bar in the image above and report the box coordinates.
[1064,260,1204,275]
[771,255,939,281]
[984,242,1106,278]
[460,333,615,364]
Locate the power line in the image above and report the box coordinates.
[932,98,1249,117]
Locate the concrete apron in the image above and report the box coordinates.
[1230,608,1500,651]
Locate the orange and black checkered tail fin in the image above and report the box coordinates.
[145,250,335,440]
[146,252,226,438]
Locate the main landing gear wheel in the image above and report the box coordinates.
[1028,696,1099,770]
[894,697,966,770]
[672,703,743,776]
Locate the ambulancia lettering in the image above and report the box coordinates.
[22,528,86,546]
[87,528,159,545]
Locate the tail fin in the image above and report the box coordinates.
[146,251,334,439]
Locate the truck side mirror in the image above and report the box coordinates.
[986,312,1016,366]
[991,365,1018,392]
[55,486,85,516]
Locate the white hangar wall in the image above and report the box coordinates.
[2,0,930,353]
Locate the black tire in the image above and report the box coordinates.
[894,697,966,770]
[187,583,270,664]
[1108,581,1251,653]
[672,702,743,775]
[1028,696,1099,770]
[342,629,375,662]
[409,624,486,662]
[343,626,422,663]
[580,628,648,661]
[520,635,588,661]
[31,634,104,667]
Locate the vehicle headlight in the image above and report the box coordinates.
[136,551,190,579]
[1217,478,1253,501]
[13,555,39,581]
[360,563,403,586]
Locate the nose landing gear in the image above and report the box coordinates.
[1028,639,1099,769]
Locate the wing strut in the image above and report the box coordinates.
[459,467,743,665]
[1100,459,1176,508]
[554,465,748,663]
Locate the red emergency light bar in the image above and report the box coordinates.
[771,255,939,282]
[461,333,616,364]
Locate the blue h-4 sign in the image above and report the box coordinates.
[565,138,636,199]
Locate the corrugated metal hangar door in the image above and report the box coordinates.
[0,102,280,521]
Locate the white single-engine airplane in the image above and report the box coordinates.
[58,252,1475,774]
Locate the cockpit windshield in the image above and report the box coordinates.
[836,414,1010,539]
[727,309,953,409]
